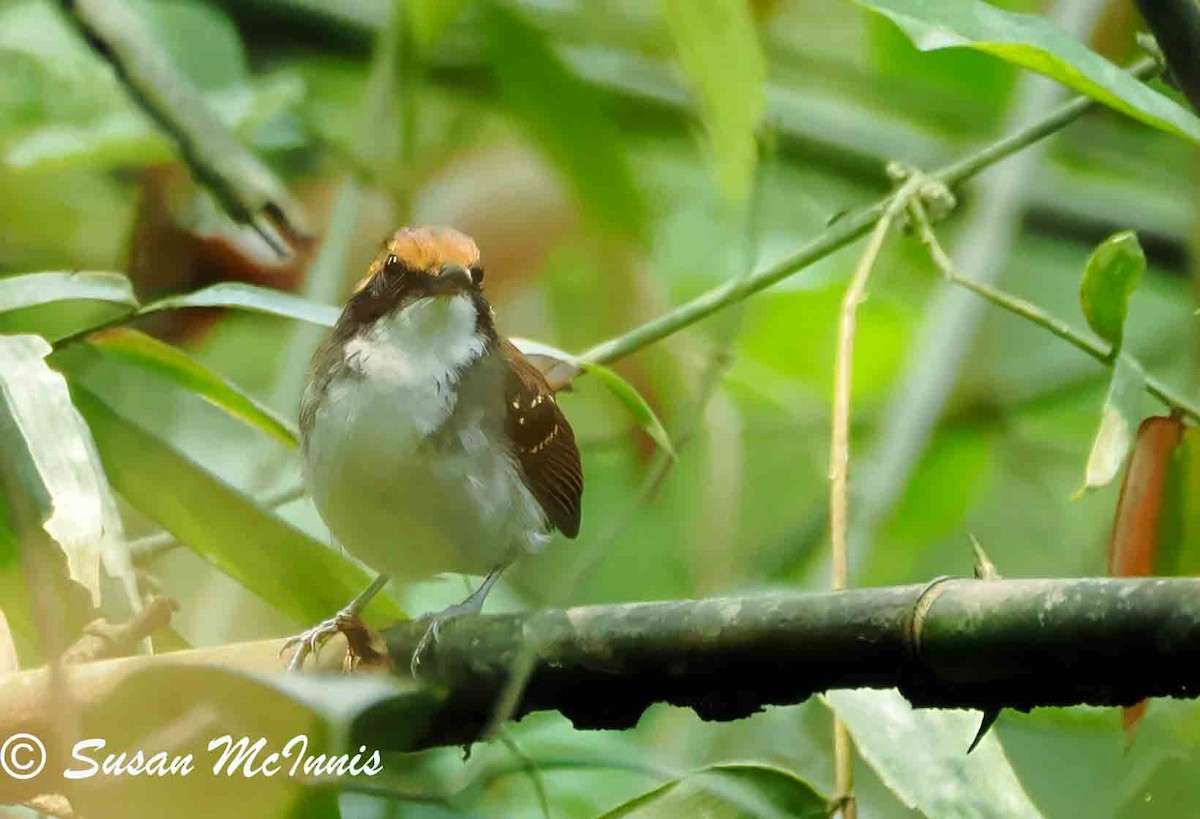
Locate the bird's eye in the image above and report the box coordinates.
[469,266,484,286]
[385,253,400,269]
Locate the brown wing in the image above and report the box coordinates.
[501,339,583,538]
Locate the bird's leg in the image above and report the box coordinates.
[410,562,510,677]
[282,574,390,672]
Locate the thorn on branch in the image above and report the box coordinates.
[967,534,1001,752]
[970,534,1001,582]
[967,708,1001,754]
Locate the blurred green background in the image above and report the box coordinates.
[2,0,1199,816]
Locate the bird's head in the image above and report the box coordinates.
[342,226,490,330]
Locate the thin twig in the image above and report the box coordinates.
[827,173,921,819]
[847,0,1109,565]
[577,57,1160,369]
[907,197,1200,422]
[829,175,922,591]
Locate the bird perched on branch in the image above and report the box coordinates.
[284,226,583,671]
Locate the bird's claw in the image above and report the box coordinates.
[409,619,439,678]
[281,609,357,672]
[409,599,479,678]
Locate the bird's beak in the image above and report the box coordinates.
[429,263,473,295]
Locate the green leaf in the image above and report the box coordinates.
[513,338,675,456]
[0,271,137,314]
[140,282,340,328]
[70,386,402,626]
[1080,231,1146,352]
[585,361,676,457]
[851,0,1200,145]
[825,689,1044,818]
[0,271,137,342]
[0,335,138,610]
[659,0,766,202]
[1076,354,1146,498]
[600,762,826,819]
[478,0,646,240]
[80,327,298,447]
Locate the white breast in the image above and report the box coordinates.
[303,295,550,581]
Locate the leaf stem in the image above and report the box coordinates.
[828,173,921,819]
[908,197,1200,423]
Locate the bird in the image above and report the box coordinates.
[283,226,582,672]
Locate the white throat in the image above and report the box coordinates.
[344,294,485,399]
[302,293,550,580]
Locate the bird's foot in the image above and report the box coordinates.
[409,597,485,678]
[282,575,391,673]
[281,607,364,672]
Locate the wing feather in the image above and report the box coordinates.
[501,340,583,538]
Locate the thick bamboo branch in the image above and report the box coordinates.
[381,577,1200,749]
[2,578,1198,760]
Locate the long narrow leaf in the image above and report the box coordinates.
[81,327,298,447]
[0,335,137,609]
[0,271,136,314]
[5,75,304,172]
[140,282,339,328]
[660,0,766,202]
[0,271,138,342]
